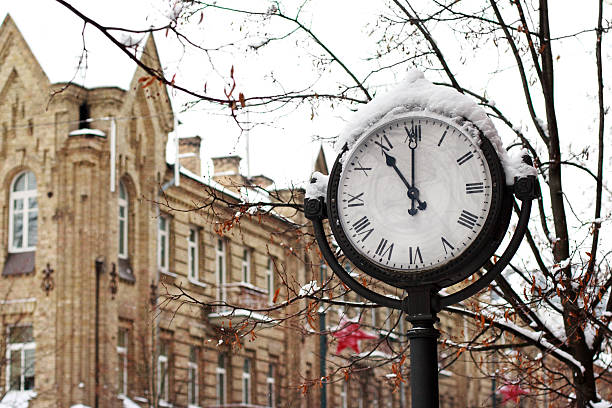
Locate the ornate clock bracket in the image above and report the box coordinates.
[306,164,538,408]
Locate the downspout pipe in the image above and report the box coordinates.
[94,257,106,408]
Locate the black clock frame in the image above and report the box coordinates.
[326,119,512,289]
[306,110,538,408]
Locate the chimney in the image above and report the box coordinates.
[178,136,202,175]
[250,175,274,189]
[211,155,244,190]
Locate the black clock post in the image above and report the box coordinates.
[305,162,538,408]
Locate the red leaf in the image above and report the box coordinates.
[239,92,246,108]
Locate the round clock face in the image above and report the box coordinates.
[332,113,498,277]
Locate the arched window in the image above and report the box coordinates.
[9,171,37,252]
[118,181,128,259]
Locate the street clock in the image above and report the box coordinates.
[327,111,512,288]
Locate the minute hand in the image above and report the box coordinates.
[382,151,427,214]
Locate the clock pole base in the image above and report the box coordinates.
[407,319,440,408]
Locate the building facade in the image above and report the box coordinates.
[0,14,503,408]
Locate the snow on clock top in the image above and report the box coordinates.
[335,70,535,185]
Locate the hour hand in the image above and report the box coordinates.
[383,151,412,191]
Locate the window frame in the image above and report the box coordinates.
[118,181,129,259]
[117,327,128,396]
[242,357,251,405]
[8,171,38,253]
[241,247,251,283]
[5,325,35,392]
[187,227,199,281]
[266,257,275,304]
[371,307,377,328]
[215,238,227,301]
[216,353,227,406]
[187,346,198,407]
[157,340,169,403]
[266,363,276,408]
[158,215,170,273]
[341,381,348,408]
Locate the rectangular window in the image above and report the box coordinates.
[7,326,35,391]
[242,358,251,405]
[266,258,274,304]
[117,328,128,396]
[158,216,169,272]
[216,354,227,406]
[118,184,128,259]
[267,363,276,407]
[158,340,169,402]
[188,228,198,281]
[358,385,364,408]
[216,239,226,301]
[341,381,348,408]
[241,248,251,283]
[188,346,198,406]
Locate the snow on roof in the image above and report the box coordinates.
[68,128,106,138]
[177,165,297,226]
[335,70,536,185]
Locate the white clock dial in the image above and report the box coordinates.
[337,114,493,272]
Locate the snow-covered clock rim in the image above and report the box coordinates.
[334,70,535,185]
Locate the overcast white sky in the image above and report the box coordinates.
[0,0,610,197]
[0,0,385,187]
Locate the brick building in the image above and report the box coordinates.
[0,13,501,408]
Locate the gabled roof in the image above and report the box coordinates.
[0,11,159,91]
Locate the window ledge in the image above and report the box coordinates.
[160,270,178,278]
[159,400,173,408]
[188,278,208,288]
[224,282,267,294]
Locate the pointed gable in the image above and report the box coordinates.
[314,145,329,175]
[0,14,50,90]
[126,33,174,133]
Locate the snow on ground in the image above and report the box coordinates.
[122,396,141,408]
[0,391,36,408]
[335,70,536,185]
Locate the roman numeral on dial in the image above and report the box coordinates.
[457,151,474,165]
[353,160,371,176]
[374,132,393,152]
[409,246,423,264]
[441,237,455,255]
[346,192,365,207]
[352,216,374,241]
[466,182,484,194]
[437,130,447,146]
[375,238,394,261]
[457,210,478,229]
